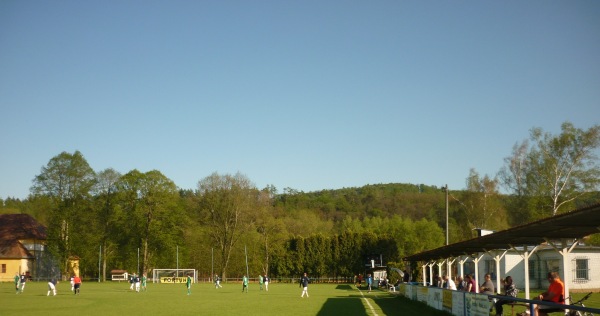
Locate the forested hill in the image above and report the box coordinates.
[272,182,600,240]
[274,183,447,223]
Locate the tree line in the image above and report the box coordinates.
[1,121,598,280]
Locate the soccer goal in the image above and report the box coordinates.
[152,269,197,284]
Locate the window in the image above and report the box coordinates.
[484,260,496,278]
[574,258,589,281]
[528,259,536,280]
[1,264,5,273]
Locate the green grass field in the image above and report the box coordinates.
[1,281,452,316]
[3,281,598,316]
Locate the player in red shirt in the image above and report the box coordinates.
[73,275,82,295]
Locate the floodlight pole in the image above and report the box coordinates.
[444,184,449,246]
[98,245,101,282]
[245,245,249,289]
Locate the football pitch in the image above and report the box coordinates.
[1,281,452,316]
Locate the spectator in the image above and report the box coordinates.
[480,273,495,295]
[534,272,564,316]
[436,275,443,288]
[495,276,518,316]
[465,274,477,293]
[456,276,466,291]
[443,275,457,290]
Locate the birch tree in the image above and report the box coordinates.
[527,122,600,216]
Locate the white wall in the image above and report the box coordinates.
[470,246,600,291]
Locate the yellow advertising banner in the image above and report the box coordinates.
[160,277,188,284]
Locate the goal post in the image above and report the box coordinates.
[152,269,197,284]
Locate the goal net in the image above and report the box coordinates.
[152,269,197,284]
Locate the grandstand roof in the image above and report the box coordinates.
[403,203,600,262]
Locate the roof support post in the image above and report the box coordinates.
[458,256,469,278]
[472,253,485,293]
[447,257,456,281]
[436,259,445,284]
[545,238,579,305]
[485,249,508,294]
[510,244,539,299]
[421,263,427,286]
[427,262,435,286]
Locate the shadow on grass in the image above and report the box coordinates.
[335,285,355,291]
[372,294,453,316]
[316,297,368,316]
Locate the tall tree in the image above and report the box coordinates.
[196,172,259,279]
[500,122,600,219]
[461,169,508,231]
[498,141,532,224]
[527,122,600,216]
[117,170,180,275]
[30,151,96,276]
[93,168,122,281]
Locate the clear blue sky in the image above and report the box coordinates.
[1,1,599,200]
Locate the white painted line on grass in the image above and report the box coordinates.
[357,288,379,316]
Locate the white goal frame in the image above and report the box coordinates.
[152,269,197,284]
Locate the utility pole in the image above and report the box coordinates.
[444,184,449,245]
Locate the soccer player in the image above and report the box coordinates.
[73,275,82,295]
[300,273,309,298]
[264,275,269,291]
[141,274,147,292]
[186,274,192,295]
[20,273,27,293]
[214,274,222,289]
[242,275,248,293]
[129,274,135,290]
[14,273,20,294]
[135,274,141,292]
[47,278,58,296]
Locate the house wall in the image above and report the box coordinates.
[471,247,600,291]
[0,259,31,282]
